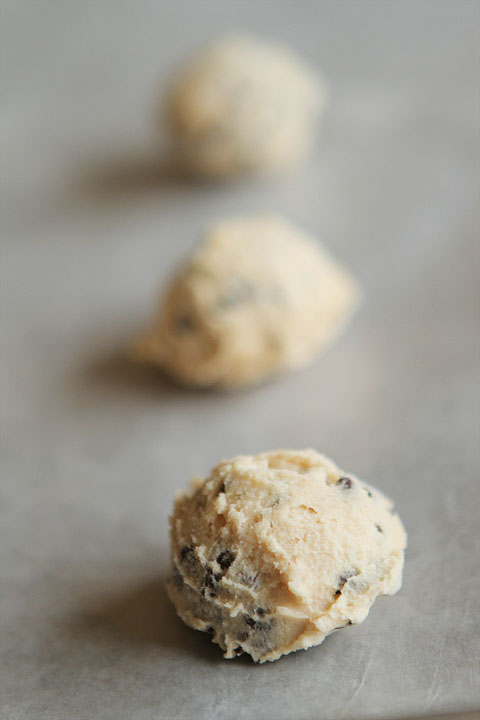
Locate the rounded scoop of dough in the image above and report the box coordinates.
[136,214,360,388]
[167,449,407,663]
[166,35,326,178]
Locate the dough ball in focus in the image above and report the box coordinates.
[166,35,326,178]
[167,449,407,663]
[136,214,360,388]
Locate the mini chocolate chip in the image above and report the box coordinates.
[335,569,358,595]
[376,524,383,533]
[241,573,258,588]
[256,607,267,617]
[336,477,353,489]
[216,550,235,571]
[202,568,216,597]
[347,620,353,625]
[251,618,272,634]
[180,546,195,564]
[259,621,272,632]
[174,314,195,333]
[244,615,257,629]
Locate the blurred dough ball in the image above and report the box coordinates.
[166,36,327,178]
[136,215,359,389]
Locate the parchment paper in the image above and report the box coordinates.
[1,2,479,718]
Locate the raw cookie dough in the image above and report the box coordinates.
[167,449,407,663]
[136,214,359,388]
[166,35,326,177]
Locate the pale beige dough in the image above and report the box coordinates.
[136,214,359,388]
[166,35,326,177]
[167,449,407,663]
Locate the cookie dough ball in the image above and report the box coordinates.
[167,449,407,663]
[136,215,359,388]
[166,36,326,177]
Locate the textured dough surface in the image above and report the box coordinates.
[137,215,359,388]
[167,449,407,663]
[166,35,325,177]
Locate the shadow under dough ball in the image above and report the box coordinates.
[167,449,407,663]
[135,214,360,389]
[165,35,327,178]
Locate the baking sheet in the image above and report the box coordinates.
[1,2,479,719]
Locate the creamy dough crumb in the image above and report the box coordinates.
[167,449,407,663]
[136,214,360,388]
[165,35,327,178]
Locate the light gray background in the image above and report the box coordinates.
[1,1,479,719]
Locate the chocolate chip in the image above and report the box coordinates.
[334,620,352,630]
[336,477,353,489]
[249,623,274,653]
[243,615,274,636]
[244,615,257,629]
[256,607,267,617]
[216,550,235,571]
[202,568,216,597]
[241,573,258,588]
[376,524,383,533]
[258,621,273,632]
[180,545,195,564]
[174,314,195,333]
[335,569,358,595]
